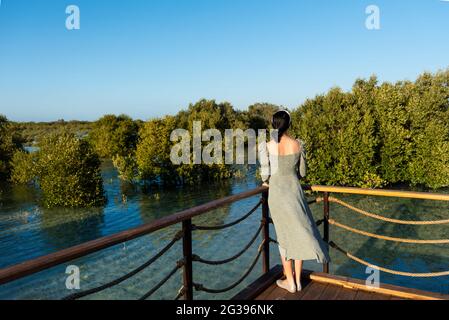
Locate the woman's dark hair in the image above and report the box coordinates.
[271,110,291,142]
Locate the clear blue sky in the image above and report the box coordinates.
[0,0,448,121]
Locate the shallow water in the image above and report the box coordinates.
[0,162,448,299]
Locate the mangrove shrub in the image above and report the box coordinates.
[291,70,449,189]
[136,100,241,185]
[90,114,139,159]
[11,132,106,208]
[0,115,22,181]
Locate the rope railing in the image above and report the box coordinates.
[139,259,184,300]
[58,185,449,299]
[8,184,448,300]
[62,192,268,300]
[192,200,262,231]
[193,241,265,294]
[0,187,271,300]
[63,193,267,300]
[328,219,449,244]
[187,197,269,296]
[192,223,263,265]
[63,191,268,300]
[174,286,185,300]
[316,191,449,280]
[63,230,184,300]
[330,242,449,278]
[318,196,449,225]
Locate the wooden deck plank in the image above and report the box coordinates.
[238,266,448,301]
[390,296,407,300]
[300,282,328,300]
[233,265,283,300]
[255,283,277,300]
[309,271,447,300]
[261,277,315,300]
[370,293,391,300]
[355,290,377,300]
[335,288,358,300]
[284,279,315,300]
[265,286,290,300]
[319,284,344,300]
[255,269,315,300]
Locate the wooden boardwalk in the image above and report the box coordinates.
[233,265,449,301]
[256,278,397,300]
[2,185,449,300]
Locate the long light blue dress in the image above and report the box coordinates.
[259,140,330,263]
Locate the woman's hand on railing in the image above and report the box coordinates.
[262,182,269,187]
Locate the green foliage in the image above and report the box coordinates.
[136,100,239,186]
[37,132,106,207]
[245,103,280,132]
[292,70,449,189]
[6,70,449,190]
[375,81,414,183]
[406,71,449,189]
[10,150,36,184]
[90,114,139,159]
[0,115,22,181]
[112,154,138,182]
[12,119,92,146]
[11,132,106,208]
[137,115,180,184]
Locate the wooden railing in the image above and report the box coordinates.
[315,187,449,280]
[1,185,449,299]
[0,186,271,300]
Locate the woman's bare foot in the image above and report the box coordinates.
[296,279,302,292]
[294,260,303,292]
[276,278,296,293]
[294,272,302,291]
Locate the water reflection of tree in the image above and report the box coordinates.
[39,207,104,250]
[330,194,449,293]
[120,180,140,198]
[0,182,39,209]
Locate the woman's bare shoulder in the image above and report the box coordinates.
[295,138,305,152]
[266,137,302,153]
[288,137,301,153]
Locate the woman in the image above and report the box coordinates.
[259,110,330,293]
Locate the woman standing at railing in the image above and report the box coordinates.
[259,110,330,293]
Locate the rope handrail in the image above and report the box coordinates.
[0,187,268,286]
[192,241,264,294]
[62,230,184,300]
[192,199,262,231]
[139,259,184,300]
[10,184,449,300]
[328,218,449,244]
[310,185,449,201]
[318,196,449,225]
[192,223,263,265]
[330,242,449,277]
[174,286,185,300]
[60,194,266,300]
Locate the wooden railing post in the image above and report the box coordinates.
[182,219,193,300]
[323,192,330,273]
[261,190,270,274]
